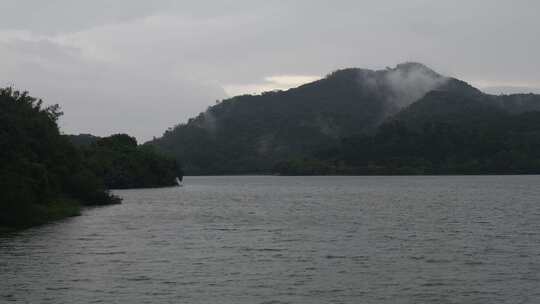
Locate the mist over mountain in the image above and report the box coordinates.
[324,89,540,175]
[148,63,540,175]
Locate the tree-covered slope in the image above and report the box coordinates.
[276,87,540,175]
[392,84,540,129]
[150,62,540,175]
[149,63,449,174]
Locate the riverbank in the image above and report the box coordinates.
[0,198,82,230]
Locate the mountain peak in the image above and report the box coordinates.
[392,62,441,77]
[150,63,540,175]
[395,61,431,70]
[324,62,441,81]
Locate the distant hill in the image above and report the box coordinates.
[279,85,540,175]
[148,63,540,175]
[394,88,540,128]
[150,63,451,174]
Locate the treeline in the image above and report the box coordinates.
[76,134,182,189]
[0,88,119,228]
[0,88,183,229]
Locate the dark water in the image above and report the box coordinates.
[1,176,540,303]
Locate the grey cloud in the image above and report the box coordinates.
[0,35,225,141]
[0,0,538,141]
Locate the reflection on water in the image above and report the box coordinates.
[1,176,540,303]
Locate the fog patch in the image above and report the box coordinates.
[201,109,217,133]
[384,63,448,108]
[359,63,448,116]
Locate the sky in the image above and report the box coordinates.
[1,0,539,142]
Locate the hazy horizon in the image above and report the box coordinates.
[1,0,539,141]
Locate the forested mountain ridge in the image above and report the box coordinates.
[149,63,463,174]
[149,62,540,175]
[279,86,540,175]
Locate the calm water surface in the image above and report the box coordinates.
[1,176,540,303]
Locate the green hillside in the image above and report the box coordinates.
[150,63,540,176]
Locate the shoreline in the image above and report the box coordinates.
[182,173,540,177]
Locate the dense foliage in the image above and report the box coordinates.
[276,90,540,175]
[77,134,182,189]
[66,133,99,147]
[0,88,119,228]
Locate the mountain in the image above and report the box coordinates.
[394,87,540,129]
[279,82,540,175]
[148,63,540,175]
[150,63,449,174]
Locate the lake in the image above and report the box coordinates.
[1,176,540,303]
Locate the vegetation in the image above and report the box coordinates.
[0,88,120,228]
[276,90,540,175]
[66,133,99,147]
[4,59,537,229]
[149,64,438,174]
[149,63,540,175]
[76,134,182,189]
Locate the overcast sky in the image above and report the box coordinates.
[1,0,539,141]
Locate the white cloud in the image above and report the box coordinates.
[471,80,540,89]
[223,75,321,96]
[471,80,540,94]
[265,75,321,87]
